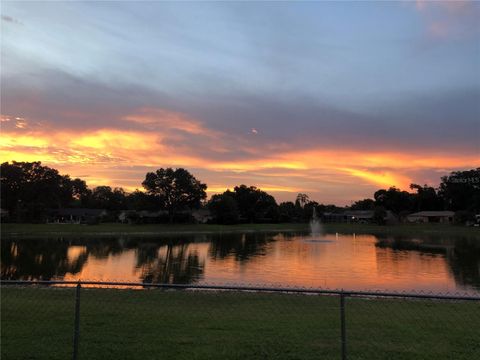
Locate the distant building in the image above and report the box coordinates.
[323,212,347,223]
[406,211,454,224]
[118,210,168,224]
[323,210,374,223]
[0,208,9,219]
[323,210,396,224]
[192,209,213,224]
[48,208,108,224]
[344,210,375,223]
[118,209,212,224]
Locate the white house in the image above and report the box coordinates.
[406,211,454,224]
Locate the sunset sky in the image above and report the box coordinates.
[1,1,479,205]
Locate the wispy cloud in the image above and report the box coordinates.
[1,15,22,25]
[2,107,478,203]
[412,0,480,40]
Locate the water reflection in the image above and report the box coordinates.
[136,241,203,284]
[208,232,282,261]
[447,238,480,290]
[1,239,89,280]
[375,235,480,290]
[1,232,479,293]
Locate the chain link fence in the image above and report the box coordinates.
[1,280,479,360]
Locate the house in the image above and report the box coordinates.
[323,212,347,222]
[0,208,9,220]
[323,210,397,224]
[192,209,213,224]
[118,210,168,224]
[118,209,212,224]
[406,211,454,224]
[323,210,374,223]
[475,214,480,227]
[344,210,375,223]
[47,208,108,224]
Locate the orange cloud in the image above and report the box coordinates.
[339,168,411,189]
[123,108,220,137]
[1,108,479,204]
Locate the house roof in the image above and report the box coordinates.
[323,210,375,218]
[344,210,374,218]
[138,210,168,217]
[408,211,454,217]
[52,208,107,216]
[192,209,211,215]
[323,212,345,216]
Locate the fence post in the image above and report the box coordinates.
[340,292,347,360]
[72,282,81,360]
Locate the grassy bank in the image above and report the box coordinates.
[2,286,479,360]
[1,222,308,237]
[1,222,479,238]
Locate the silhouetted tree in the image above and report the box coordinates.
[293,193,310,221]
[69,178,91,206]
[126,190,159,211]
[142,168,207,222]
[279,201,296,222]
[317,203,344,215]
[439,169,480,211]
[5,160,479,225]
[208,193,239,224]
[374,187,413,214]
[1,161,77,221]
[295,193,310,208]
[303,201,319,221]
[88,186,127,210]
[351,198,375,210]
[373,206,387,225]
[228,185,278,223]
[409,184,443,211]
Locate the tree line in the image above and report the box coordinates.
[1,161,479,223]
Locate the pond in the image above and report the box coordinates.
[2,231,480,294]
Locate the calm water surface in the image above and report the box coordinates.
[2,231,480,294]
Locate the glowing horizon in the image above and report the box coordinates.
[2,107,478,204]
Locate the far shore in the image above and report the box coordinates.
[1,222,479,238]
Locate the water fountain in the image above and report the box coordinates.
[310,207,322,236]
[304,207,332,243]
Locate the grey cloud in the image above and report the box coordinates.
[184,88,480,155]
[1,15,22,24]
[1,67,175,131]
[2,64,479,162]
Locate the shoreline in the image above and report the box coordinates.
[2,222,479,238]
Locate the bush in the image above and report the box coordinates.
[454,211,475,225]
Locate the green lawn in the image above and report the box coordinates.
[2,222,479,238]
[2,287,479,359]
[1,222,308,237]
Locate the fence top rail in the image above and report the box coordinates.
[1,279,479,301]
